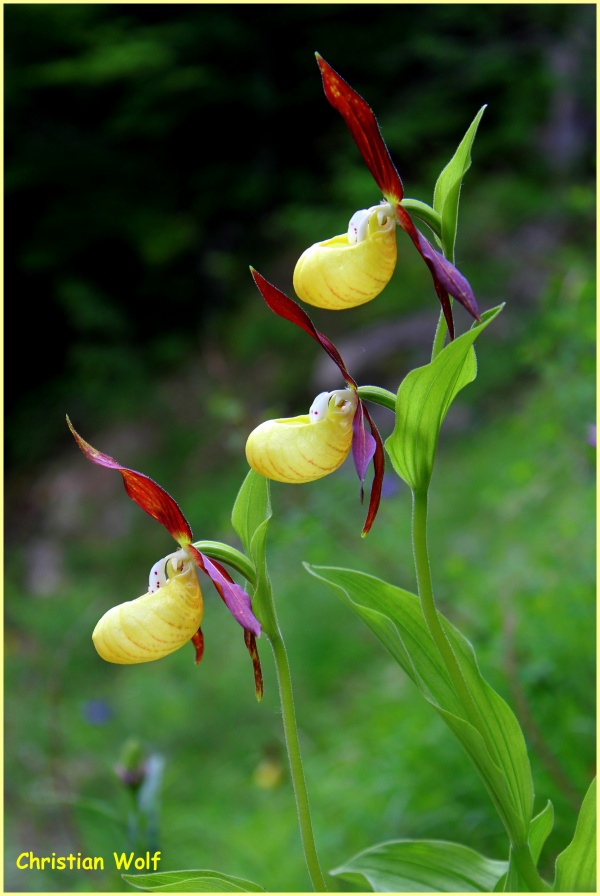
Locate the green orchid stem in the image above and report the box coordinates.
[357,385,397,413]
[400,198,442,241]
[192,540,256,585]
[198,537,327,890]
[411,489,483,732]
[510,845,551,892]
[268,629,329,892]
[411,489,547,893]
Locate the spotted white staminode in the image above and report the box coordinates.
[347,202,394,245]
[147,548,189,593]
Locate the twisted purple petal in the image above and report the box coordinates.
[352,401,376,501]
[415,230,481,323]
[187,546,261,638]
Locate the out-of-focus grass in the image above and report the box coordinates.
[5,253,594,890]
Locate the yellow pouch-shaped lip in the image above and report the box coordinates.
[293,207,397,310]
[246,389,356,483]
[92,559,203,664]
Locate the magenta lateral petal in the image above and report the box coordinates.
[351,401,376,500]
[250,268,356,387]
[316,54,403,203]
[393,204,454,339]
[416,232,481,322]
[395,203,481,330]
[187,545,261,637]
[67,417,193,544]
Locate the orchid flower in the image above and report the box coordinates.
[292,55,481,340]
[294,201,397,310]
[245,269,384,537]
[68,418,263,699]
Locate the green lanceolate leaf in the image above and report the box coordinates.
[232,469,277,637]
[305,565,534,845]
[232,469,271,560]
[386,305,503,492]
[530,801,554,865]
[554,777,596,892]
[331,839,508,892]
[433,106,486,261]
[122,869,266,892]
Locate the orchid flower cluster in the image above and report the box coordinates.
[69,55,595,895]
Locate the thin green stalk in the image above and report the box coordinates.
[510,844,552,892]
[192,540,256,584]
[411,489,483,731]
[269,629,328,892]
[411,488,548,892]
[196,536,327,890]
[357,385,397,413]
[400,198,442,242]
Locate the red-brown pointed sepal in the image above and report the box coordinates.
[192,628,205,665]
[360,404,385,538]
[250,268,355,387]
[316,54,404,204]
[244,630,264,702]
[67,417,193,544]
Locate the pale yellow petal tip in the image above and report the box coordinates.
[92,560,203,664]
[246,389,357,484]
[293,206,397,310]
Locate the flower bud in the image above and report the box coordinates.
[293,205,396,309]
[115,737,146,791]
[246,389,357,483]
[92,556,203,664]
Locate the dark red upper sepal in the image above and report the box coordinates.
[67,417,193,545]
[250,268,356,388]
[316,54,404,204]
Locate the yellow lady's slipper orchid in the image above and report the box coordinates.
[68,418,263,697]
[314,54,482,338]
[293,203,396,309]
[93,551,204,664]
[246,388,357,483]
[249,269,384,535]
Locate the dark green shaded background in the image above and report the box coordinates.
[5,4,595,892]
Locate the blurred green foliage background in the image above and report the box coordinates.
[5,4,595,892]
